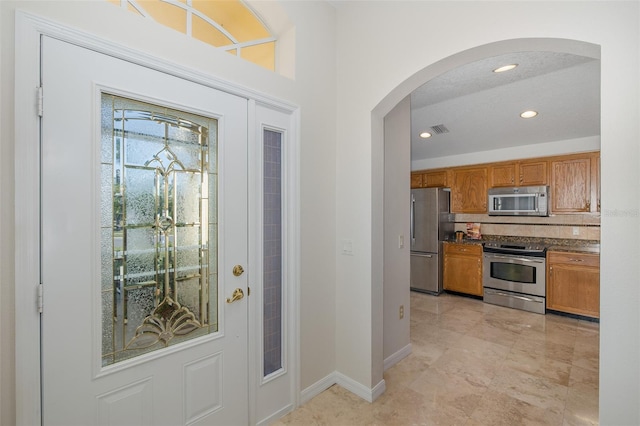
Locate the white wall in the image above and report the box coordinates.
[335,2,639,423]
[0,1,337,424]
[0,3,14,424]
[383,96,411,366]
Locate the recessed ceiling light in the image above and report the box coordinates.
[493,64,518,73]
[419,132,432,139]
[520,110,538,119]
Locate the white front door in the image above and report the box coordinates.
[41,36,248,425]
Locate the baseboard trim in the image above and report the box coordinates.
[383,343,412,371]
[370,377,387,402]
[300,372,337,405]
[335,372,386,403]
[299,371,387,406]
[256,403,294,426]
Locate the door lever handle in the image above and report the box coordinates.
[226,288,244,304]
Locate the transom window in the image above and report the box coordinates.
[108,0,276,71]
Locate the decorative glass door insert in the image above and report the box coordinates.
[101,94,218,366]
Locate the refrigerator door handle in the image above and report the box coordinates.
[410,253,434,258]
[410,194,415,246]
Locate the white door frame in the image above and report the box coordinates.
[14,10,300,426]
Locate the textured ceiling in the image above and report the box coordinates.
[410,51,601,161]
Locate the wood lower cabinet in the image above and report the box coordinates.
[443,243,483,296]
[547,251,600,318]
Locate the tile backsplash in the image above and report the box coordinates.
[453,213,600,241]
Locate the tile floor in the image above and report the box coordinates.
[273,291,599,425]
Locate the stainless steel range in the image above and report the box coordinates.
[482,241,547,314]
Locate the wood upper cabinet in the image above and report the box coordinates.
[490,160,548,187]
[410,172,423,189]
[423,170,448,188]
[413,151,599,215]
[547,251,600,318]
[443,243,483,296]
[450,167,487,213]
[550,152,599,213]
[490,163,517,187]
[518,160,548,186]
[411,170,449,189]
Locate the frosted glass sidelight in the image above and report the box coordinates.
[101,93,218,366]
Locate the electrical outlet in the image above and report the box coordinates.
[399,305,404,319]
[398,234,404,248]
[572,227,580,236]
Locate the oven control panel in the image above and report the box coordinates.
[482,241,547,257]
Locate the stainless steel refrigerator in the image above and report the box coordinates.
[410,187,453,294]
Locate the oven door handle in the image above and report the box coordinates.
[484,254,545,264]
[485,290,543,304]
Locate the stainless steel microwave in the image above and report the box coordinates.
[488,185,549,216]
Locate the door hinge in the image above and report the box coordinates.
[37,86,43,117]
[37,283,43,314]
[248,287,251,297]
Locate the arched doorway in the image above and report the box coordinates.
[374,37,600,385]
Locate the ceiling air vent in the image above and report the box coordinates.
[430,124,449,135]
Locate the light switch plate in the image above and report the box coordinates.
[341,239,354,255]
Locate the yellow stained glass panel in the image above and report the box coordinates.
[192,14,233,47]
[106,0,276,72]
[241,42,275,72]
[138,0,187,33]
[193,0,270,42]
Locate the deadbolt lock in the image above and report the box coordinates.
[233,265,245,277]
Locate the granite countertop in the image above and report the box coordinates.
[546,243,600,254]
[443,238,483,246]
[443,235,600,254]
